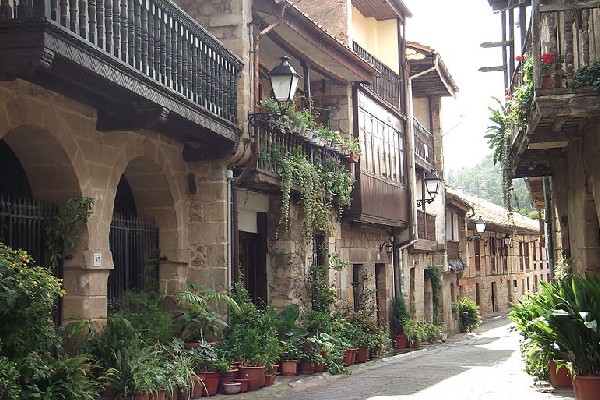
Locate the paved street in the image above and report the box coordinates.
[217,315,575,400]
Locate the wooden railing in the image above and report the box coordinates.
[417,210,436,241]
[252,122,351,179]
[353,42,401,109]
[519,1,600,91]
[0,0,241,124]
[413,117,434,165]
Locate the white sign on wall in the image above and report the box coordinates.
[93,252,102,267]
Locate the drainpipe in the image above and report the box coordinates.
[394,238,418,297]
[234,7,287,188]
[543,176,555,281]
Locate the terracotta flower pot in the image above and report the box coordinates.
[238,366,265,392]
[264,373,275,386]
[279,359,298,376]
[197,371,220,396]
[394,334,407,350]
[343,349,357,366]
[548,359,572,388]
[313,363,326,373]
[234,378,249,393]
[298,360,315,375]
[573,375,600,400]
[219,368,239,393]
[355,347,369,363]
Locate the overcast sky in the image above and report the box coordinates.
[402,1,507,173]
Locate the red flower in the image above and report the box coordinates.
[516,55,524,61]
[51,370,58,376]
[541,52,555,64]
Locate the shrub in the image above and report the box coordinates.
[454,297,481,333]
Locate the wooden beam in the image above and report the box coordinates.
[539,1,600,12]
[480,41,511,48]
[479,66,507,72]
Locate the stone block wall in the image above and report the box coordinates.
[0,79,228,325]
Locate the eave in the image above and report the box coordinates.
[254,0,378,85]
[352,0,412,20]
[407,41,459,98]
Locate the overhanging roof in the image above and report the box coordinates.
[254,0,379,85]
[407,41,459,98]
[352,0,412,20]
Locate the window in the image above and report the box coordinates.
[352,264,365,312]
[357,91,405,184]
[445,210,460,241]
[474,239,481,273]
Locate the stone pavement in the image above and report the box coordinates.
[212,314,575,400]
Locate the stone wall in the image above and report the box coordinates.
[0,79,228,324]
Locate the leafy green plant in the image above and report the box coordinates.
[572,59,600,91]
[0,353,21,399]
[390,295,410,336]
[188,342,231,373]
[453,297,481,333]
[45,197,94,273]
[220,282,281,367]
[0,243,63,358]
[174,282,240,343]
[485,97,515,209]
[402,318,427,343]
[425,267,442,324]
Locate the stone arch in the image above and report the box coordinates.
[108,144,189,264]
[1,124,83,205]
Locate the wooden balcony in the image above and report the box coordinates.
[352,42,401,110]
[417,210,436,241]
[413,117,434,168]
[241,120,353,193]
[0,0,242,158]
[510,0,600,178]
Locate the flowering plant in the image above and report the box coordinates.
[540,52,564,74]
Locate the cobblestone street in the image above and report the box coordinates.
[216,315,575,400]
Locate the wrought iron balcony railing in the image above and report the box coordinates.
[413,117,434,166]
[352,42,401,109]
[0,0,242,136]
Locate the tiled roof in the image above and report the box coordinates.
[447,187,540,234]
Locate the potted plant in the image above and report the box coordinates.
[391,295,410,350]
[539,275,600,399]
[173,282,240,347]
[220,282,281,391]
[188,342,231,397]
[402,318,426,348]
[102,340,163,398]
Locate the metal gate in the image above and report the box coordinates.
[0,195,61,320]
[108,213,159,310]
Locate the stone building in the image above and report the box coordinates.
[448,189,546,317]
[482,0,600,277]
[0,0,462,335]
[0,0,243,326]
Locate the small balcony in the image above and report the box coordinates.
[416,209,436,244]
[241,119,354,193]
[352,42,402,110]
[413,117,434,168]
[0,0,242,157]
[510,1,600,178]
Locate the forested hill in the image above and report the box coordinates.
[446,154,534,216]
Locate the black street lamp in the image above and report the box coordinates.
[417,169,442,207]
[467,216,486,241]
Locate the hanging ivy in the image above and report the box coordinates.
[275,146,355,242]
[425,266,442,324]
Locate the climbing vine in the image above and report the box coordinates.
[275,146,355,242]
[46,197,94,272]
[425,266,442,324]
